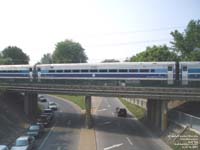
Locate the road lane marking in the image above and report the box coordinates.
[126,137,133,145]
[104,143,123,150]
[67,120,71,126]
[38,123,56,150]
[57,146,62,150]
[102,121,111,125]
[97,108,107,112]
[112,112,115,116]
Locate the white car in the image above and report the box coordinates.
[48,102,58,110]
[0,145,9,150]
[11,136,35,150]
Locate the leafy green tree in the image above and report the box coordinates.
[101,59,120,63]
[130,45,177,62]
[170,20,200,60]
[52,40,88,63]
[40,53,53,64]
[2,46,29,64]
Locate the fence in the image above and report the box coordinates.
[168,110,200,132]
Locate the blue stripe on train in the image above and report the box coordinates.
[0,74,29,77]
[188,68,200,73]
[41,73,168,78]
[188,74,200,79]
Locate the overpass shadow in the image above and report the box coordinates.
[51,111,158,139]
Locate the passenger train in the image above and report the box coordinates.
[0,62,199,86]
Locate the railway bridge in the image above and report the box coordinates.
[0,82,200,131]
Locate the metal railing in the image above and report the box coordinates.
[168,110,200,132]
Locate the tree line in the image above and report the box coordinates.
[0,19,199,65]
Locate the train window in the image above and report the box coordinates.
[168,66,173,71]
[129,69,138,72]
[90,69,98,72]
[81,69,89,72]
[183,66,187,71]
[37,68,41,71]
[119,69,128,72]
[7,70,13,73]
[64,70,71,73]
[56,70,63,73]
[109,69,117,72]
[49,70,55,73]
[29,68,32,71]
[72,70,80,72]
[140,69,149,72]
[99,69,107,72]
[151,69,155,72]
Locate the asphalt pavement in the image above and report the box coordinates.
[35,95,83,150]
[93,97,172,150]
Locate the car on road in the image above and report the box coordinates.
[37,115,50,127]
[11,135,35,150]
[117,108,127,117]
[26,124,44,138]
[42,108,54,120]
[0,145,9,150]
[38,97,47,102]
[48,101,58,110]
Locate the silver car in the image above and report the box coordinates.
[11,136,35,150]
[0,145,9,150]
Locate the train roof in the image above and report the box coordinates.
[0,64,31,68]
[37,62,176,67]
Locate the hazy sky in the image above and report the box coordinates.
[0,0,199,64]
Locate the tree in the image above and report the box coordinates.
[101,59,120,63]
[40,53,53,64]
[52,40,88,63]
[2,46,29,64]
[170,20,200,60]
[130,45,177,62]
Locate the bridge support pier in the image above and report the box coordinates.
[85,95,92,128]
[147,99,168,131]
[24,92,38,117]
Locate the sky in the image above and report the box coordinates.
[0,0,199,64]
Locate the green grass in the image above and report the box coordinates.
[120,98,145,120]
[55,95,85,110]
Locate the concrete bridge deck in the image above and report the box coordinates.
[0,83,200,101]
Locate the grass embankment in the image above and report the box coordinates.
[120,98,145,120]
[55,95,85,110]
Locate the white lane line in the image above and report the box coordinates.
[112,112,115,116]
[38,124,56,150]
[97,108,107,112]
[104,143,123,150]
[126,137,133,145]
[103,121,111,125]
[67,120,71,126]
[57,146,62,150]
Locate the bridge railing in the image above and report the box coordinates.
[168,110,200,132]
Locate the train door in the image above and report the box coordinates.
[167,66,173,85]
[37,67,41,82]
[182,66,188,85]
[29,67,33,81]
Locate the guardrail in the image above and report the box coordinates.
[168,110,200,132]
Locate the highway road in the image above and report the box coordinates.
[35,95,83,150]
[93,97,171,150]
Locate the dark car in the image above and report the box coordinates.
[42,109,54,120]
[26,124,44,138]
[37,115,50,127]
[117,108,127,117]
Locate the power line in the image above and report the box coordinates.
[87,38,171,47]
